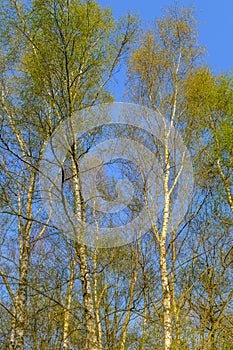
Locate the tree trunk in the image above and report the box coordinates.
[71,152,99,349]
[78,245,99,350]
[9,224,30,350]
[93,249,104,350]
[159,132,173,350]
[160,240,172,350]
[10,174,35,349]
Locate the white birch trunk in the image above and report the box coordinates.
[71,149,99,350]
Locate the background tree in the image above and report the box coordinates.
[127,5,204,349]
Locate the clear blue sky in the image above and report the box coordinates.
[98,0,233,100]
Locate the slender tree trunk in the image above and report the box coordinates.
[171,232,181,347]
[139,277,148,350]
[93,249,104,350]
[159,131,173,350]
[71,151,99,349]
[78,245,99,350]
[13,245,30,350]
[159,240,172,350]
[63,256,76,350]
[10,319,15,350]
[10,174,35,350]
[9,248,29,350]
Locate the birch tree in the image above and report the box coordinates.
[127,6,203,349]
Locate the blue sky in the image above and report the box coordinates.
[98,0,233,100]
